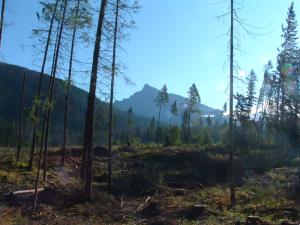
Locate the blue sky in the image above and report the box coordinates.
[1,0,298,109]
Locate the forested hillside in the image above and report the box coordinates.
[0,62,150,146]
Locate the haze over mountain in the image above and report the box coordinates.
[115,84,223,125]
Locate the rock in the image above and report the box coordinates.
[149,217,178,225]
[94,146,109,157]
[196,183,204,189]
[180,204,208,220]
[245,216,267,225]
[235,220,242,225]
[173,188,186,196]
[281,222,299,225]
[167,182,183,188]
[139,200,162,217]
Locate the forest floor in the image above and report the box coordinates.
[0,146,300,225]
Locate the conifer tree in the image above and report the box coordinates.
[42,0,69,182]
[277,2,299,149]
[28,0,60,170]
[61,0,92,166]
[81,0,108,201]
[245,70,257,118]
[186,83,200,142]
[154,85,169,130]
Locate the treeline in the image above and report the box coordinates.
[116,83,228,147]
[232,2,300,159]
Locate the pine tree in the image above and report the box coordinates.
[28,0,60,171]
[277,2,299,149]
[42,0,69,182]
[81,0,108,201]
[107,0,120,190]
[154,85,169,130]
[33,0,66,212]
[245,70,257,118]
[62,0,93,166]
[186,83,200,143]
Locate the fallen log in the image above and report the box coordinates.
[245,216,268,225]
[12,188,45,195]
[4,188,45,201]
[244,216,299,225]
[281,222,299,225]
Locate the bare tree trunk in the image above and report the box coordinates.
[157,105,161,129]
[32,99,48,212]
[275,77,281,149]
[81,0,108,201]
[62,0,81,166]
[43,0,68,182]
[279,78,285,151]
[28,0,59,170]
[108,0,120,190]
[33,38,58,209]
[16,71,27,163]
[229,0,236,206]
[0,0,5,47]
[187,108,191,143]
[38,19,61,181]
[32,0,68,212]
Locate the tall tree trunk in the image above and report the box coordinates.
[157,105,161,129]
[187,108,191,143]
[32,0,68,212]
[62,0,81,166]
[279,77,285,151]
[275,77,281,149]
[16,71,27,163]
[0,0,5,47]
[229,0,236,206]
[28,0,59,170]
[42,0,68,182]
[81,0,108,201]
[32,54,58,212]
[108,0,120,190]
[155,105,162,143]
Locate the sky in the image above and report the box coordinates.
[1,0,298,109]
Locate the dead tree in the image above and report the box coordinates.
[107,0,120,190]
[42,0,69,182]
[0,0,5,47]
[32,0,68,212]
[61,0,81,166]
[81,0,108,201]
[216,0,263,206]
[16,70,27,163]
[229,0,236,206]
[28,0,60,170]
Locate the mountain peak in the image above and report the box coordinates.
[142,84,155,91]
[115,84,221,125]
